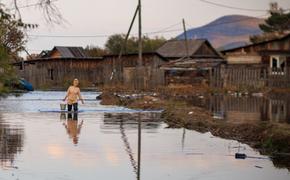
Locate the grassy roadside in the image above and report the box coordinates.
[0,82,10,96]
[100,87,290,170]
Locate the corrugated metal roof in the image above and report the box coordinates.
[53,46,88,58]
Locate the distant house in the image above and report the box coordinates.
[221,34,290,67]
[157,39,222,60]
[15,46,102,89]
[158,39,225,85]
[220,34,290,88]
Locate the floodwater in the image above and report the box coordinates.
[0,91,289,180]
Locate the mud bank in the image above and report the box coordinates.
[100,89,290,170]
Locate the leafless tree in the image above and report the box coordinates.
[12,0,63,24]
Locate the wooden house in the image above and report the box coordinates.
[220,34,290,88]
[100,53,167,89]
[14,47,167,89]
[15,46,103,89]
[158,39,225,86]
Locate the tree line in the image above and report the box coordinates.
[250,3,290,43]
[85,34,167,57]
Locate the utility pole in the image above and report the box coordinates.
[138,0,142,67]
[137,0,142,177]
[118,5,140,60]
[137,114,141,180]
[182,18,190,59]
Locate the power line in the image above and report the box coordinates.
[144,28,183,36]
[28,28,183,38]
[27,25,184,38]
[199,0,269,12]
[150,22,182,33]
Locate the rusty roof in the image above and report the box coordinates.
[157,39,221,59]
[48,46,88,58]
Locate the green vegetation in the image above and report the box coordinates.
[0,1,54,94]
[250,4,290,43]
[85,35,167,57]
[105,34,166,55]
[0,47,15,94]
[85,45,108,57]
[0,4,36,94]
[259,11,290,34]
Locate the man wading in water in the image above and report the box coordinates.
[63,79,84,111]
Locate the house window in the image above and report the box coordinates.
[271,57,278,68]
[270,56,286,75]
[48,69,54,80]
[281,60,286,71]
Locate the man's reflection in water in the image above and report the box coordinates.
[62,113,83,145]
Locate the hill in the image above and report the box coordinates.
[176,15,265,50]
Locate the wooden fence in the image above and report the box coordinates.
[210,65,290,89]
[267,68,290,88]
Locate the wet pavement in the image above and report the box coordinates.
[0,91,289,180]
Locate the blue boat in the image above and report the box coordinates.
[19,79,34,91]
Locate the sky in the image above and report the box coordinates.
[4,0,290,56]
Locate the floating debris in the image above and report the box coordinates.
[255,165,263,169]
[235,153,247,159]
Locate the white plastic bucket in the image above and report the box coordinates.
[60,103,67,111]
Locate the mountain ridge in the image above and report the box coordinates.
[177,15,265,50]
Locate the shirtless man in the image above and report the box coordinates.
[63,79,84,111]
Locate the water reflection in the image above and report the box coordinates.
[120,119,138,176]
[190,94,290,123]
[102,112,162,180]
[0,114,24,169]
[188,94,290,170]
[102,113,162,131]
[62,113,84,145]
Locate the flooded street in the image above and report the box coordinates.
[0,92,289,180]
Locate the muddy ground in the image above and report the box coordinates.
[99,86,290,170]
